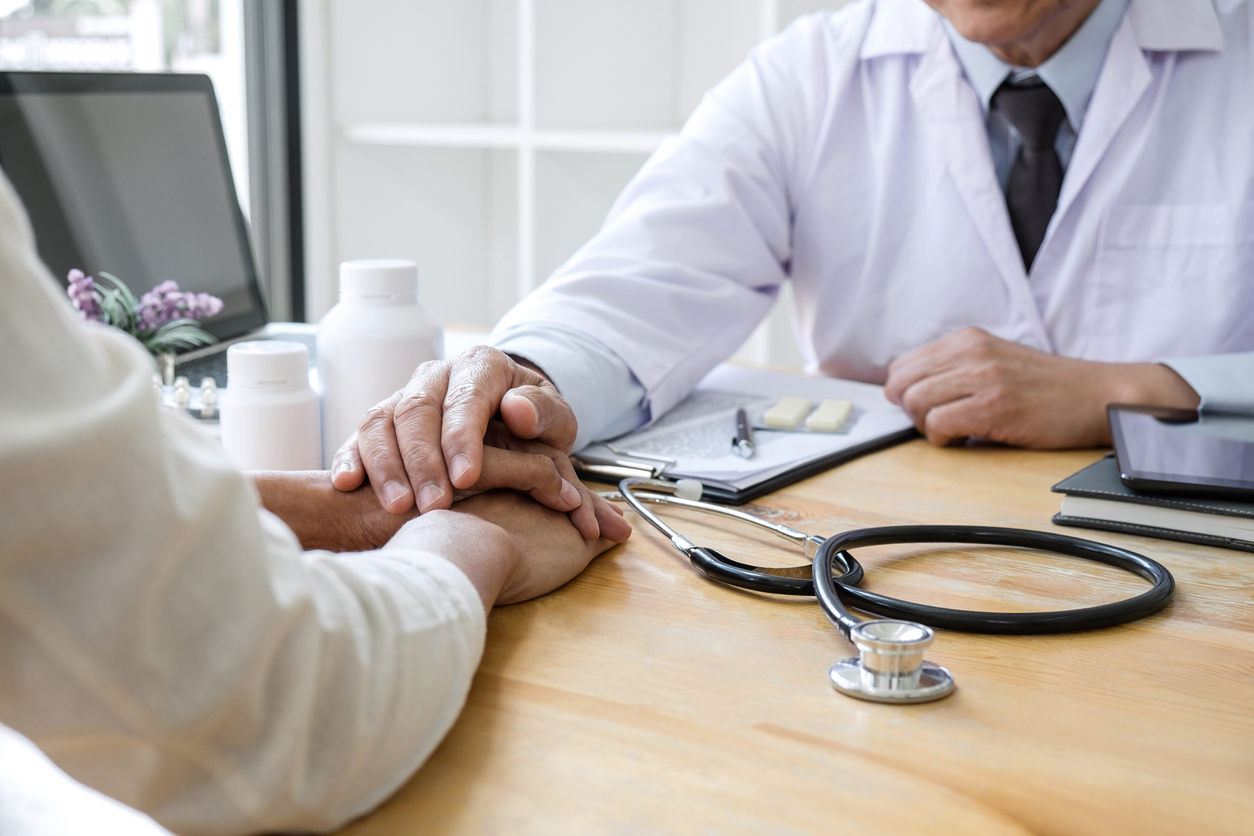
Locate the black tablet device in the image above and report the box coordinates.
[1108,404,1254,500]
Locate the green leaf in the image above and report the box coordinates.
[96,272,140,312]
[141,320,219,356]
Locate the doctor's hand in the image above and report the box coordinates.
[328,346,620,540]
[883,327,1201,448]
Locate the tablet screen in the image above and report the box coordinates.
[1108,406,1254,497]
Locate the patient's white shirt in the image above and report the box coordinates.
[0,173,486,835]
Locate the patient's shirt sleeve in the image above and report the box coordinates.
[0,174,485,836]
[1160,353,1254,414]
[493,323,649,451]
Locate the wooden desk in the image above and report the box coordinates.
[339,441,1254,835]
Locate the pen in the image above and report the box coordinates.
[733,407,755,458]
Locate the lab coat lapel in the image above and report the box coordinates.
[1050,13,1152,235]
[908,28,1051,348]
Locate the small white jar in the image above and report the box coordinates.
[317,259,443,466]
[219,341,322,471]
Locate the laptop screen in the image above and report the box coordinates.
[0,71,266,342]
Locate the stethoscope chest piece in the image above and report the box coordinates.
[827,619,955,704]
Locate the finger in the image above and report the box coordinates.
[473,446,584,513]
[591,493,632,542]
[554,459,600,541]
[355,395,416,515]
[440,347,541,489]
[487,427,599,534]
[500,385,579,453]
[392,360,456,513]
[884,327,989,405]
[920,394,995,447]
[897,366,986,427]
[330,434,366,492]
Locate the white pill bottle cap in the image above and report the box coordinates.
[227,340,310,392]
[339,259,419,304]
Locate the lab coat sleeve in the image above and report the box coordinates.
[491,14,845,420]
[1160,353,1254,415]
[492,323,649,451]
[0,172,486,836]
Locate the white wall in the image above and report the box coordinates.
[300,0,855,367]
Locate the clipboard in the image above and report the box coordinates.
[572,364,918,505]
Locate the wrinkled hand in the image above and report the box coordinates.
[883,327,1200,448]
[329,345,591,516]
[388,488,631,608]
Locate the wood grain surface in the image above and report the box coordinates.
[338,440,1254,835]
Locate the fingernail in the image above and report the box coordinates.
[419,484,445,512]
[382,481,410,510]
[559,479,582,508]
[332,460,353,481]
[449,455,472,485]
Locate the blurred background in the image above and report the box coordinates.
[0,0,857,366]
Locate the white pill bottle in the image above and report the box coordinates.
[220,341,323,471]
[317,259,443,467]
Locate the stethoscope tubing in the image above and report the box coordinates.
[812,525,1175,637]
[616,478,1176,639]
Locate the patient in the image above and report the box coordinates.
[0,171,629,836]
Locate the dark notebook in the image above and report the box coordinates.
[1051,454,1254,553]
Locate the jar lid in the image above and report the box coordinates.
[227,341,310,392]
[340,259,419,303]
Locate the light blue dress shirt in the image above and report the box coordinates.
[494,0,1254,450]
[943,0,1129,190]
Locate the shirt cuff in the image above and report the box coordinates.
[1159,353,1254,415]
[491,324,648,451]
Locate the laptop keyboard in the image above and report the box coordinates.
[175,332,318,388]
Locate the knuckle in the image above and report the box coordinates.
[358,398,397,433]
[409,357,448,382]
[521,452,561,489]
[398,435,445,473]
[393,390,442,424]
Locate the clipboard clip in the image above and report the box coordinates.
[572,445,673,480]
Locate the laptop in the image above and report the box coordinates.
[0,70,312,393]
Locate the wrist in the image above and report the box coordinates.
[1106,363,1202,410]
[386,511,520,612]
[1081,362,1201,446]
[252,470,413,552]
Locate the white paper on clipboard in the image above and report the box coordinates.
[575,364,916,494]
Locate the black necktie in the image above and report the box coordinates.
[991,79,1067,271]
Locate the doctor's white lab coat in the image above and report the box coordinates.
[495,0,1254,422]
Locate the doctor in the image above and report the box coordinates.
[333,0,1254,521]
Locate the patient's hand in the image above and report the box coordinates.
[252,470,417,552]
[387,489,631,609]
[883,326,1201,448]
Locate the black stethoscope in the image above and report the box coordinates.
[607,477,1175,704]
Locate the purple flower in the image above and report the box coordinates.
[66,269,102,321]
[137,280,224,332]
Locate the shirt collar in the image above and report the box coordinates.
[860,0,1224,60]
[943,0,1130,132]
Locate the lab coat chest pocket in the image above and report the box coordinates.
[1093,203,1254,358]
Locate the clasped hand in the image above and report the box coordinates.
[329,345,631,543]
